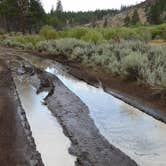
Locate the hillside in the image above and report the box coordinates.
[91,0,166,27]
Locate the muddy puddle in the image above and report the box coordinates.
[14,75,75,166]
[20,54,166,166]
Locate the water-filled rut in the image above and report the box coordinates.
[20,54,166,166]
[13,75,76,166]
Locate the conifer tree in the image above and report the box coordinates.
[56,0,63,12]
[131,9,140,25]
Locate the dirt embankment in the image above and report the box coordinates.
[0,59,43,165]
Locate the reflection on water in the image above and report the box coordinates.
[14,76,75,166]
[21,55,166,166]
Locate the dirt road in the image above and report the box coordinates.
[0,59,43,165]
[0,47,139,165]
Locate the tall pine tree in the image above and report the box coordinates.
[56,0,63,12]
[149,0,166,24]
[131,9,140,25]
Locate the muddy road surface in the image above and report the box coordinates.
[0,48,138,165]
[0,60,43,165]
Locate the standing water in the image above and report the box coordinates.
[14,76,75,166]
[21,55,166,166]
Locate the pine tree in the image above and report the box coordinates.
[131,9,140,25]
[103,17,108,27]
[124,14,131,26]
[0,0,45,32]
[27,0,45,33]
[17,0,29,33]
[56,0,63,12]
[149,0,166,24]
[1,0,20,31]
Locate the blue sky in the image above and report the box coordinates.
[41,0,145,13]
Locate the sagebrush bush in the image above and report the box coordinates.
[24,42,35,50]
[121,52,147,80]
[2,39,24,48]
[1,31,166,94]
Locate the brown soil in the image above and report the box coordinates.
[34,69,138,166]
[0,59,43,165]
[0,47,138,166]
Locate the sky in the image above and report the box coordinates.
[41,0,145,13]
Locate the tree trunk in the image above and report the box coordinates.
[19,12,25,34]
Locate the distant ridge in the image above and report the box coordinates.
[86,0,162,27]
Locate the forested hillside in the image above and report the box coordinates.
[0,0,166,32]
[46,9,118,30]
[95,0,166,27]
[148,0,166,24]
[0,0,118,33]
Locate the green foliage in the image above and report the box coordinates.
[39,25,58,40]
[46,9,118,29]
[124,15,131,26]
[124,9,140,26]
[121,52,147,80]
[27,0,46,31]
[149,0,166,24]
[81,30,104,44]
[0,0,46,33]
[1,34,166,93]
[149,24,166,39]
[65,27,89,39]
[131,9,140,25]
[63,26,157,43]
[1,34,44,49]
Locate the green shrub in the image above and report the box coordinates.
[81,30,104,44]
[39,25,58,40]
[121,52,148,80]
[150,24,166,39]
[24,42,35,50]
[0,28,5,35]
[2,39,25,48]
[65,27,89,39]
[1,30,166,94]
[36,41,50,52]
[100,28,119,40]
[0,34,6,41]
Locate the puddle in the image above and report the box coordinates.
[20,54,166,166]
[14,76,75,166]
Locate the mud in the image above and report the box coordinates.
[34,70,138,166]
[0,59,43,165]
[0,47,138,165]
[67,64,166,124]
[7,46,165,124]
[28,49,166,124]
